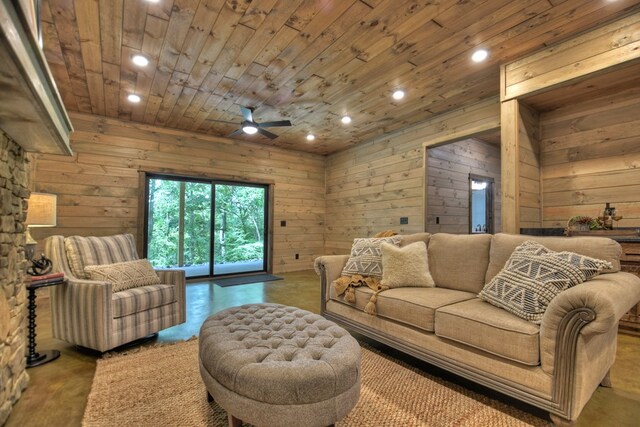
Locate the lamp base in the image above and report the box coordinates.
[25,242,36,263]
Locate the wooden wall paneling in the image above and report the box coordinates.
[32,114,326,274]
[426,139,501,234]
[502,12,640,101]
[540,87,640,228]
[500,99,520,233]
[517,102,542,228]
[324,98,500,255]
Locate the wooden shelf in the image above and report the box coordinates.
[0,1,72,155]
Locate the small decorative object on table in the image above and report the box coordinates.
[27,253,53,276]
[598,202,623,230]
[26,272,65,368]
[566,215,602,234]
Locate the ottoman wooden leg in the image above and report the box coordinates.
[207,392,214,403]
[228,414,242,427]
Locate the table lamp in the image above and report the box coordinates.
[25,192,57,261]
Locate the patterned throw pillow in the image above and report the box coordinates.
[479,240,612,324]
[342,236,402,278]
[380,241,435,288]
[84,259,161,293]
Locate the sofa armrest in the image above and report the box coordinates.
[156,269,186,323]
[314,255,350,304]
[50,278,113,351]
[540,271,640,375]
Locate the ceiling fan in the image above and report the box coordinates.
[227,106,292,139]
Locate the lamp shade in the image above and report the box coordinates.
[25,192,57,227]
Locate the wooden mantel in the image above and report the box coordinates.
[0,1,72,155]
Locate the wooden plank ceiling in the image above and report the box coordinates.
[41,0,640,155]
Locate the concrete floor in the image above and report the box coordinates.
[5,270,640,427]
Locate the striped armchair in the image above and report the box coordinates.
[44,234,186,352]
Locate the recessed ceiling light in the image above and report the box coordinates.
[132,55,149,67]
[242,124,258,135]
[145,0,160,3]
[341,115,352,124]
[127,94,141,103]
[471,49,489,63]
[306,134,315,141]
[392,89,405,100]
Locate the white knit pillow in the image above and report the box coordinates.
[84,259,160,292]
[380,241,435,288]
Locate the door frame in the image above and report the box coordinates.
[138,170,274,278]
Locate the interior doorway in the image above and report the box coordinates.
[144,174,269,279]
[425,130,501,234]
[469,174,495,234]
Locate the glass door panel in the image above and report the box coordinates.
[182,182,212,277]
[146,177,212,278]
[213,184,266,275]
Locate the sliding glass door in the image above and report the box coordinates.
[214,184,266,275]
[145,175,268,278]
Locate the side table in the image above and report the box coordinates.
[26,278,64,368]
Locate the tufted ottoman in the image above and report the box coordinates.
[198,303,361,427]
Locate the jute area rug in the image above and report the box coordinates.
[83,339,551,426]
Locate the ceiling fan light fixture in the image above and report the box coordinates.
[392,89,405,100]
[306,133,315,141]
[471,49,489,62]
[341,115,352,124]
[242,124,258,134]
[127,94,141,103]
[132,55,149,67]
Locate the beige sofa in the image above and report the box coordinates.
[315,233,640,425]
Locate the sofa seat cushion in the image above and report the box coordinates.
[112,284,176,318]
[435,299,540,365]
[334,287,476,332]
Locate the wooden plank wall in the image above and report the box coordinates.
[30,113,326,273]
[501,13,640,101]
[518,102,542,228]
[324,97,500,255]
[426,138,501,234]
[540,86,640,228]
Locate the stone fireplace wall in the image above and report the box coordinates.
[0,129,31,424]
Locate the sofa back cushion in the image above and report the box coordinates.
[399,232,431,247]
[485,233,621,283]
[64,234,139,279]
[428,233,492,293]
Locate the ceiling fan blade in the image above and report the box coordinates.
[227,128,244,138]
[258,120,292,128]
[257,128,278,139]
[240,106,253,122]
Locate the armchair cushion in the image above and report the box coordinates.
[65,234,139,279]
[111,284,176,318]
[85,259,160,292]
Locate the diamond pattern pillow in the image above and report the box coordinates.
[342,236,402,278]
[478,240,612,324]
[84,259,161,293]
